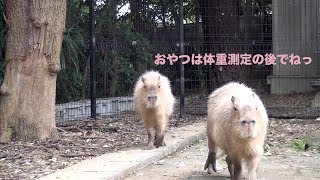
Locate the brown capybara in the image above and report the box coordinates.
[204,82,268,180]
[133,70,175,149]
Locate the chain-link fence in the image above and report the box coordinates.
[41,0,320,122]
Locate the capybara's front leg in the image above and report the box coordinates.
[154,120,167,148]
[143,127,155,150]
[232,158,243,180]
[247,156,261,180]
[204,136,217,174]
[154,133,164,148]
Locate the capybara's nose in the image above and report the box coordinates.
[241,120,256,125]
[148,95,157,100]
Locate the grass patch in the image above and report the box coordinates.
[293,139,307,151]
[264,142,270,153]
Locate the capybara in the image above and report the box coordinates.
[204,82,268,180]
[133,70,175,149]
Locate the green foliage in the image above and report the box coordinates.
[56,0,154,101]
[184,0,197,23]
[293,139,308,152]
[118,22,153,64]
[55,0,90,103]
[57,27,88,103]
[264,142,270,153]
[116,30,153,94]
[239,0,272,15]
[94,5,153,97]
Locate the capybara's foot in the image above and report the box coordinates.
[155,140,166,147]
[207,164,216,174]
[231,174,246,180]
[154,134,164,148]
[204,151,217,174]
[142,144,155,150]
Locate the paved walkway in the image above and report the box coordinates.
[39,121,207,180]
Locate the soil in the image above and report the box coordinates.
[0,112,205,180]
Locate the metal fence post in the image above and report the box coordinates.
[179,0,185,119]
[89,0,97,119]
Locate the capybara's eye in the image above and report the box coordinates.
[241,120,246,125]
[234,107,237,111]
[144,85,147,88]
[158,85,160,88]
[251,120,256,124]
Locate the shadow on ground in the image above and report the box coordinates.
[188,174,230,180]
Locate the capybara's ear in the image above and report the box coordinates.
[157,76,161,88]
[231,96,238,111]
[231,96,235,103]
[252,93,258,110]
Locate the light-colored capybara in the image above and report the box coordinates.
[204,82,268,180]
[133,70,175,149]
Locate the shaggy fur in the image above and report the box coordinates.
[133,70,175,149]
[204,82,268,180]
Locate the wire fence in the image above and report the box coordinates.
[52,0,320,122]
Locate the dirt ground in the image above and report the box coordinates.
[0,112,205,180]
[126,118,320,180]
[1,115,320,180]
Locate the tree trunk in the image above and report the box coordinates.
[0,0,66,142]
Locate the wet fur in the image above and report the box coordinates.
[133,70,175,149]
[204,82,268,180]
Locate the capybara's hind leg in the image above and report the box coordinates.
[204,136,217,174]
[143,127,155,150]
[226,155,234,178]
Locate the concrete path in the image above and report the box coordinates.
[38,121,207,180]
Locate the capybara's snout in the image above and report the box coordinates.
[147,95,158,100]
[241,120,256,125]
[240,119,258,139]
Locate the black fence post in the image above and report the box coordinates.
[179,0,185,119]
[89,0,97,119]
